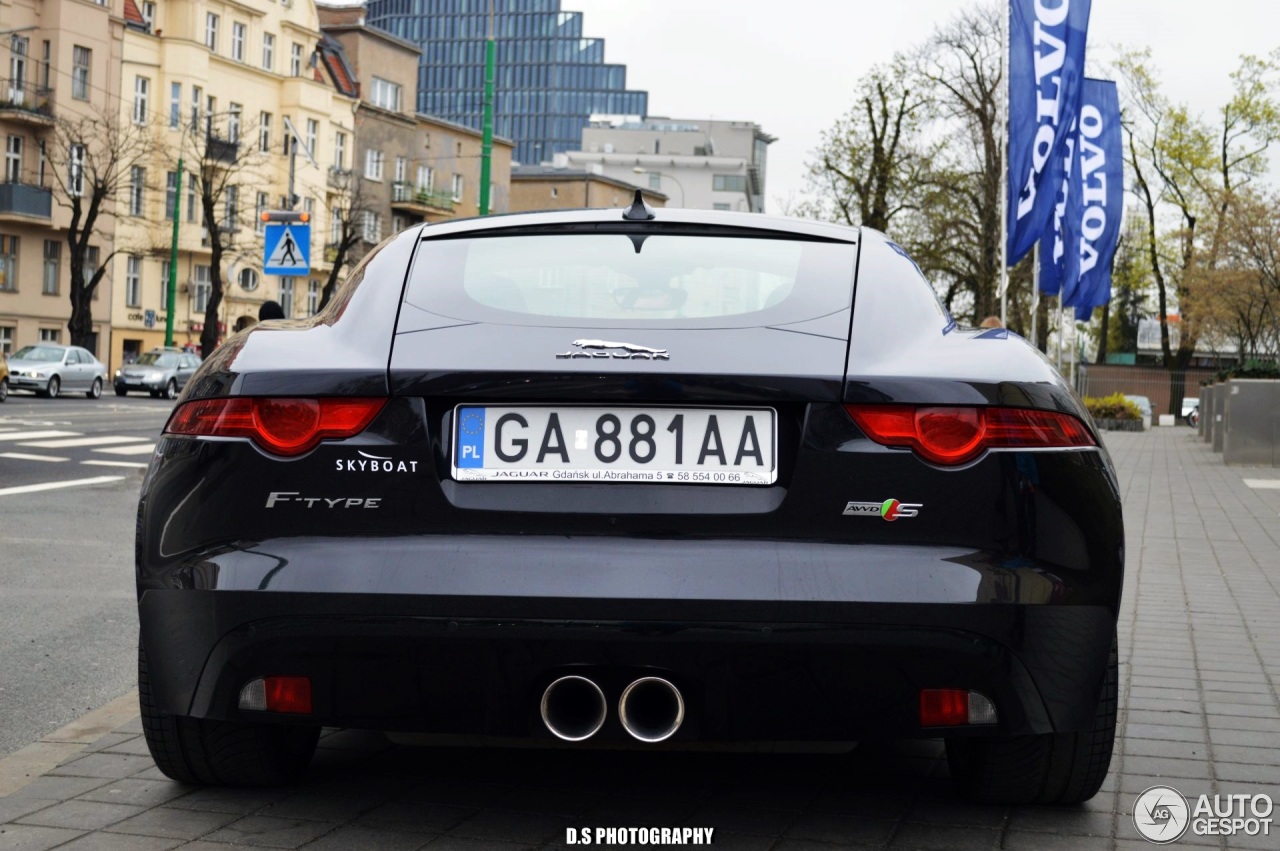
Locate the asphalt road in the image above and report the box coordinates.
[0,393,173,757]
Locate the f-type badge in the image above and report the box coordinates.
[555,339,670,360]
[844,499,922,521]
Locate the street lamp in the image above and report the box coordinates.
[632,167,684,207]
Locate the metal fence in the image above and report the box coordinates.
[1076,364,1219,416]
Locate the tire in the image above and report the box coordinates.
[86,378,102,400]
[945,633,1117,805]
[1186,409,1199,428]
[164,379,178,400]
[43,376,60,399]
[0,377,7,403]
[115,386,128,397]
[138,645,319,786]
[149,389,160,399]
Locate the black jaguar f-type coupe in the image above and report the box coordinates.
[136,197,1123,804]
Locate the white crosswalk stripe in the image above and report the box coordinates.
[0,452,70,463]
[81,460,150,469]
[93,443,158,456]
[0,476,126,496]
[0,430,80,442]
[19,435,149,449]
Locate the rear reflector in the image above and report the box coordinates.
[166,397,387,456]
[919,689,998,727]
[845,405,1094,465]
[239,676,313,714]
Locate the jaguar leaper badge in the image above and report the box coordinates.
[555,339,670,360]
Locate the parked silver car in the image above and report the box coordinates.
[5,344,109,399]
[114,348,200,399]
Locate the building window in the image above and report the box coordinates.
[252,113,269,154]
[550,187,559,198]
[4,136,20,183]
[391,214,406,232]
[394,156,407,184]
[361,211,381,243]
[160,260,170,310]
[68,144,85,197]
[648,173,661,190]
[186,171,197,222]
[224,185,238,225]
[141,1,156,31]
[305,119,317,157]
[279,277,294,316]
[0,235,17,292]
[190,85,202,130]
[364,149,383,181]
[416,165,433,192]
[329,208,342,244]
[290,43,303,77]
[125,255,141,306]
[129,166,145,216]
[369,77,403,112]
[231,22,246,62]
[194,265,211,312]
[255,191,268,233]
[71,47,90,100]
[39,328,61,343]
[307,280,319,315]
[334,132,346,169]
[37,139,45,185]
[713,174,747,193]
[83,246,98,298]
[168,81,181,129]
[40,39,50,88]
[227,103,242,143]
[262,33,275,71]
[239,267,259,292]
[205,14,219,52]
[713,203,730,211]
[133,77,150,124]
[0,325,12,356]
[42,240,59,295]
[451,174,464,202]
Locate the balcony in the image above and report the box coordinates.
[0,79,55,126]
[390,181,455,216]
[206,132,239,165]
[0,182,53,222]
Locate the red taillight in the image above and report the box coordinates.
[239,676,312,714]
[166,397,387,456]
[844,405,1094,465]
[919,689,998,726]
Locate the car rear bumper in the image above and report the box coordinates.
[138,535,1119,741]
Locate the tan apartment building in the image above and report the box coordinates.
[106,0,358,373]
[1,0,123,359]
[509,164,666,213]
[317,1,513,259]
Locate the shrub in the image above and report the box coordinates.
[1083,393,1142,421]
[1208,359,1280,384]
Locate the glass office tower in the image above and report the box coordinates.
[366,0,648,165]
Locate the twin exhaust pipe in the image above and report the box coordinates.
[540,675,684,743]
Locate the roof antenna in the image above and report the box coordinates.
[622,189,655,221]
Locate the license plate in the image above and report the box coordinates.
[452,406,777,485]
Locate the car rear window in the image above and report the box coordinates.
[404,232,856,328]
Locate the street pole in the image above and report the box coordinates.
[165,158,182,348]
[1030,242,1039,343]
[998,1,1010,327]
[478,0,495,216]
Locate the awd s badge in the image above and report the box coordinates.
[843,499,922,521]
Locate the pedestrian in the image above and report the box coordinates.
[259,300,285,321]
[979,315,1004,329]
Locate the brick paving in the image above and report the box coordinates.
[2,426,1278,850]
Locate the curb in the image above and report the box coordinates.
[0,689,140,797]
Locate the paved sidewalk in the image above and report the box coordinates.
[2,427,1278,850]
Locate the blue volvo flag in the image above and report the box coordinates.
[1037,120,1076,296]
[1007,0,1091,266]
[1063,78,1123,320]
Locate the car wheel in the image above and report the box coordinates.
[115,386,128,397]
[86,378,103,400]
[1186,409,1199,428]
[138,645,318,786]
[44,376,60,399]
[165,379,178,400]
[945,633,1117,805]
[0,377,7,403]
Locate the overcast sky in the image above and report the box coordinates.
[566,0,1279,212]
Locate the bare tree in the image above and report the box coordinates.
[318,169,378,312]
[45,107,157,349]
[174,110,270,358]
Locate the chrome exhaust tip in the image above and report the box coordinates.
[540,675,607,742]
[618,676,685,743]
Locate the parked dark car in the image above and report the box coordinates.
[136,201,1124,803]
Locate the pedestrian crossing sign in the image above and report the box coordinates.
[263,223,311,275]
